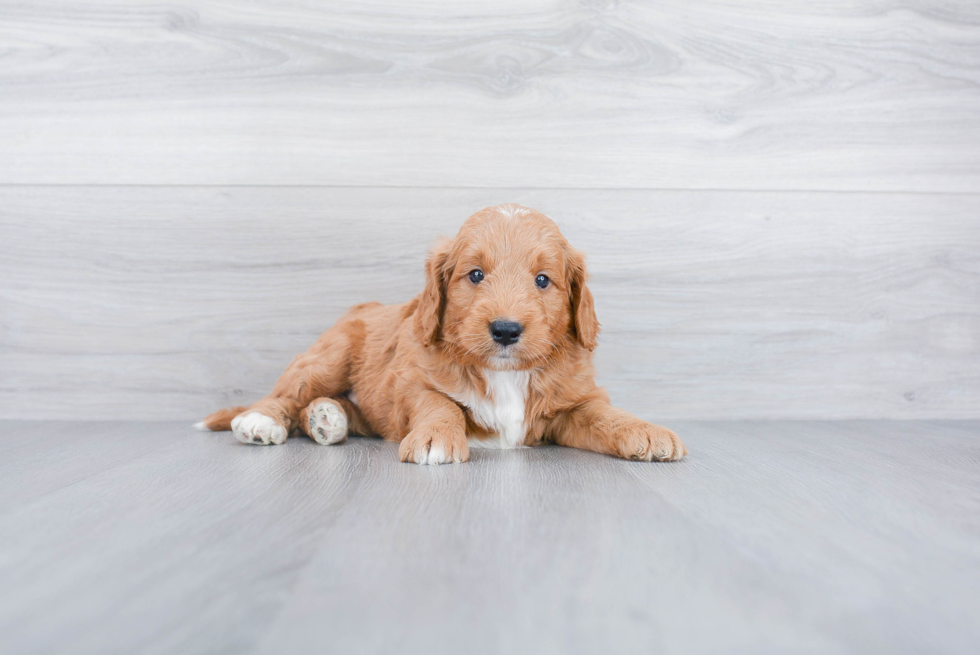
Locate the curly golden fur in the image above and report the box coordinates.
[201,204,686,464]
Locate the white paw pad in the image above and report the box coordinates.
[230,413,288,445]
[308,401,348,445]
[415,443,449,465]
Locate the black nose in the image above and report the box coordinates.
[489,320,523,346]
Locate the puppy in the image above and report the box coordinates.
[199,204,686,464]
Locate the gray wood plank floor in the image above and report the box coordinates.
[1,420,977,654]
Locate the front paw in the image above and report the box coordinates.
[230,412,288,445]
[616,422,686,461]
[398,427,469,465]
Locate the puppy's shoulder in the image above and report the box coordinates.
[335,301,397,341]
[340,300,416,341]
[344,300,385,317]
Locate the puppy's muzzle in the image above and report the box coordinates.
[489,320,523,346]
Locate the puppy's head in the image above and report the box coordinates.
[415,204,599,369]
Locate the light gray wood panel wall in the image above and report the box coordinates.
[0,1,978,189]
[2,187,978,420]
[1,2,978,420]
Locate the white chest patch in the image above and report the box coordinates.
[450,369,530,448]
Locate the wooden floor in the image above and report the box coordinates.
[1,420,977,654]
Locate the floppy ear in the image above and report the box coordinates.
[566,247,600,351]
[415,237,454,346]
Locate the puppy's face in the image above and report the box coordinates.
[416,205,599,369]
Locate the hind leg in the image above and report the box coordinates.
[232,323,355,446]
[231,412,289,445]
[300,397,349,445]
[300,396,374,445]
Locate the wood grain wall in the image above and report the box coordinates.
[1,1,978,419]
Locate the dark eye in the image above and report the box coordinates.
[468,269,484,284]
[535,274,550,289]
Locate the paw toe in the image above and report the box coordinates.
[308,401,348,445]
[399,431,468,465]
[231,413,287,446]
[621,425,686,462]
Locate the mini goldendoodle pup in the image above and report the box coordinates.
[199,204,686,465]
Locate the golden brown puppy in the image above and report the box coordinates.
[198,204,686,464]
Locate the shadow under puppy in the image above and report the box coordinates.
[199,204,686,464]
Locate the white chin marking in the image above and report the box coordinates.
[308,401,348,445]
[487,354,518,370]
[231,412,288,446]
